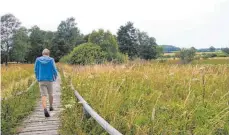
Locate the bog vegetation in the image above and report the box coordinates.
[1,64,35,98]
[1,64,39,135]
[59,61,229,135]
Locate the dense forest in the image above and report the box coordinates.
[1,14,163,65]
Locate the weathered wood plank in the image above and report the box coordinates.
[19,129,58,135]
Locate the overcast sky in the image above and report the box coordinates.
[1,0,229,48]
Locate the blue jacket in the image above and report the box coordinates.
[34,56,58,82]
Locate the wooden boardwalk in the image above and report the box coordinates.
[19,76,62,135]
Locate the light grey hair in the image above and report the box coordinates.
[42,48,50,56]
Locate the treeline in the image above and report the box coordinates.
[1,14,162,65]
[161,45,228,53]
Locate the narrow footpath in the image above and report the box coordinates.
[19,76,62,135]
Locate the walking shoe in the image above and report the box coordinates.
[44,109,50,117]
[50,106,54,111]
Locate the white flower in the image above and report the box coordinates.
[192,78,199,81]
[65,104,73,109]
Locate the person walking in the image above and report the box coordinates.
[34,49,58,117]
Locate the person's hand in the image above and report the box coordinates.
[53,75,57,81]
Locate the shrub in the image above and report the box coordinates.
[201,53,209,59]
[113,53,129,64]
[201,53,218,59]
[69,43,106,65]
[222,48,229,55]
[179,48,196,64]
[59,55,71,63]
[216,53,228,57]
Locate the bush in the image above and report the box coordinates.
[59,55,71,63]
[222,48,229,55]
[69,43,106,65]
[113,53,129,64]
[208,53,217,58]
[201,53,209,59]
[179,48,196,64]
[201,53,218,59]
[216,53,228,57]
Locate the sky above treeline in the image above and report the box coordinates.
[1,0,229,49]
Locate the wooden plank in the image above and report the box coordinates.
[23,122,60,127]
[21,126,58,132]
[19,129,58,135]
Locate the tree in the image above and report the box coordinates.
[190,47,197,52]
[1,14,21,65]
[83,34,90,42]
[117,22,138,59]
[156,46,164,57]
[51,17,82,61]
[179,48,196,64]
[43,31,55,49]
[209,46,215,52]
[56,17,81,47]
[26,26,45,63]
[11,27,29,62]
[136,30,158,60]
[89,29,119,61]
[222,48,229,55]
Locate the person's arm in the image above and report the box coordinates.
[52,58,58,80]
[34,58,39,80]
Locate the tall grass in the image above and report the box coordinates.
[60,62,229,134]
[1,64,39,135]
[1,64,35,99]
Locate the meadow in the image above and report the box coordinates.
[1,59,228,135]
[1,64,39,135]
[60,60,229,134]
[1,64,35,99]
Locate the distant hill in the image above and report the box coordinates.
[160,45,181,53]
[160,45,223,53]
[197,48,222,52]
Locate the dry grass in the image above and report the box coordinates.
[60,61,229,134]
[1,64,35,98]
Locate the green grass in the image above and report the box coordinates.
[154,59,229,65]
[192,59,229,64]
[60,62,229,134]
[1,83,40,135]
[59,70,110,135]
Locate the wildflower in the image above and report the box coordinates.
[65,104,73,109]
[192,78,199,81]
